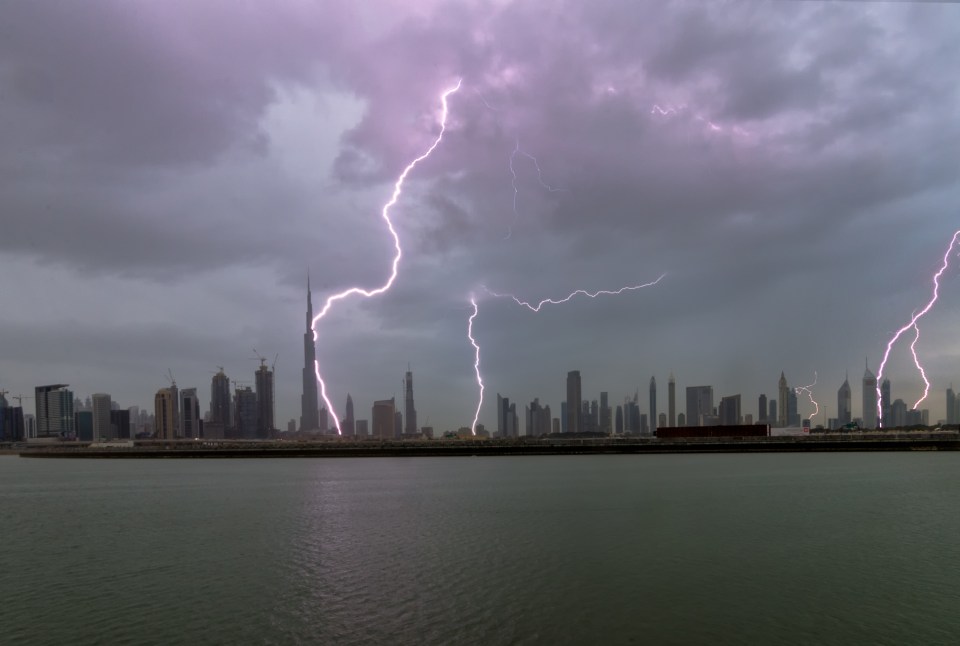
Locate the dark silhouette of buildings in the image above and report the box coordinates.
[566,371,582,434]
[404,368,417,435]
[301,273,320,432]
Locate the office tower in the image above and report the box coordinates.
[255,362,274,438]
[837,376,853,428]
[110,409,131,439]
[404,369,417,435]
[35,384,74,439]
[640,414,649,435]
[947,386,957,425]
[777,373,789,427]
[566,371,582,434]
[788,390,799,426]
[92,393,112,442]
[658,413,666,428]
[497,394,511,438]
[301,273,320,432]
[649,376,657,435]
[891,399,907,427]
[560,402,568,433]
[509,402,518,437]
[24,414,35,439]
[355,419,369,438]
[0,402,24,442]
[154,388,177,439]
[235,387,257,439]
[615,404,623,434]
[181,388,201,439]
[685,386,714,427]
[527,398,551,437]
[862,360,878,429]
[628,401,641,433]
[668,374,676,427]
[344,395,356,436]
[371,399,395,440]
[757,394,767,422]
[394,411,403,437]
[677,412,686,426]
[590,400,599,433]
[880,378,891,429]
[210,369,231,428]
[768,400,776,425]
[74,410,93,441]
[600,392,611,434]
[719,394,741,426]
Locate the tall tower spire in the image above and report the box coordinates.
[300,267,320,432]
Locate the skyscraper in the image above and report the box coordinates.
[947,386,957,425]
[210,369,231,428]
[404,368,417,435]
[668,374,676,427]
[649,376,657,435]
[344,394,355,436]
[685,386,713,427]
[777,372,789,427]
[615,405,623,434]
[719,394,741,426]
[35,384,74,439]
[235,387,257,439]
[255,362,274,438]
[301,273,320,432]
[837,374,852,427]
[863,360,878,429]
[880,378,891,429]
[566,371,582,435]
[371,398,395,440]
[154,388,177,439]
[758,394,767,423]
[181,388,201,439]
[92,393,112,442]
[600,391,611,434]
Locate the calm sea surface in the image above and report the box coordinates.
[1,453,958,645]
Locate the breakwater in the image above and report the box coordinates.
[15,432,960,458]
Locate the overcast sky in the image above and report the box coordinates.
[2,0,959,431]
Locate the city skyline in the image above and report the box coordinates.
[1,2,958,433]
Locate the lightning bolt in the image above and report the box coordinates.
[483,273,666,311]
[505,137,564,239]
[794,372,819,422]
[468,297,484,435]
[877,229,960,424]
[312,79,463,434]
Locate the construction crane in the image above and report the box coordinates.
[164,369,177,388]
[250,349,267,369]
[13,394,33,407]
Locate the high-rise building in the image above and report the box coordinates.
[891,399,907,427]
[777,373,789,427]
[863,360,878,429]
[235,387,258,439]
[344,394,355,436]
[75,410,93,442]
[110,409,131,439]
[566,371,582,435]
[787,390,799,427]
[301,273,320,432]
[685,386,713,427]
[758,394,767,423]
[210,369,231,428]
[371,399,395,440]
[600,392,611,434]
[497,394,510,438]
[154,388,177,439]
[0,403,24,442]
[255,362,274,438]
[880,378,892,429]
[560,401,568,433]
[668,374,676,427]
[837,374,852,427]
[649,376,658,435]
[947,386,957,425]
[24,414,35,439]
[355,419,369,438]
[526,398,551,437]
[615,405,623,434]
[768,399,776,425]
[404,369,417,435]
[319,407,329,435]
[181,388,201,439]
[719,394,741,426]
[35,384,74,439]
[394,411,403,438]
[92,393,112,442]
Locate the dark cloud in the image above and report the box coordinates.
[1,0,959,431]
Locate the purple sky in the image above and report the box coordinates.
[2,1,959,430]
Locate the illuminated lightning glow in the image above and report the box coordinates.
[505,138,564,239]
[312,79,463,434]
[468,297,484,435]
[876,229,960,422]
[483,273,666,311]
[794,372,819,422]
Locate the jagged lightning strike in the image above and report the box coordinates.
[483,273,666,311]
[794,372,819,423]
[877,229,960,422]
[505,138,564,239]
[312,79,463,434]
[468,297,484,435]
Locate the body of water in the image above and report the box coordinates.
[1,453,958,645]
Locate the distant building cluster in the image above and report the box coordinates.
[2,281,954,444]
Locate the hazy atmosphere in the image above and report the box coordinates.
[2,0,958,431]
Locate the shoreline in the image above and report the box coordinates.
[12,432,960,458]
